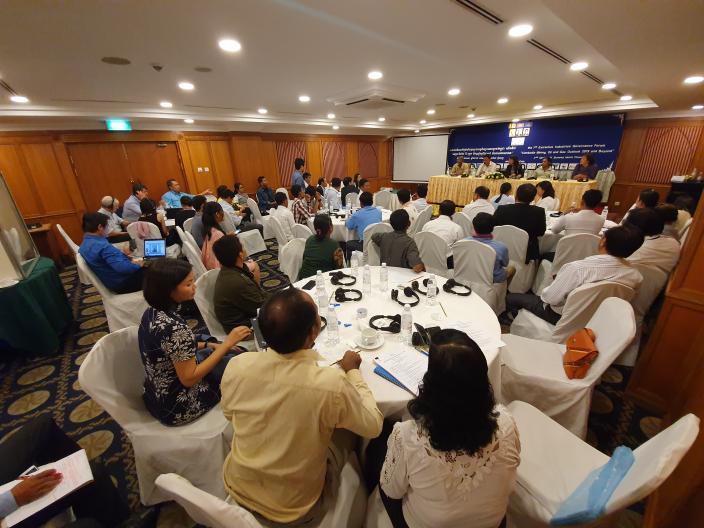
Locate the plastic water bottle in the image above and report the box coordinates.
[426,275,437,306]
[326,306,340,345]
[356,307,368,331]
[315,270,324,291]
[380,263,388,292]
[350,252,359,276]
[363,264,371,294]
[400,304,413,345]
[601,206,609,220]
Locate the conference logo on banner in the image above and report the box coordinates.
[447,114,624,170]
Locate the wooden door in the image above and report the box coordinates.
[68,143,133,210]
[0,144,41,217]
[124,142,184,200]
[185,140,216,193]
[209,141,234,189]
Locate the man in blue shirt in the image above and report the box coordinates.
[291,158,305,188]
[468,212,514,283]
[256,176,276,215]
[161,179,211,209]
[345,191,381,254]
[79,212,144,293]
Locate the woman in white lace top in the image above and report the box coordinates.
[378,329,520,528]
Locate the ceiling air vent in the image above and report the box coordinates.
[454,0,503,24]
[0,79,17,96]
[526,39,570,64]
[327,85,425,110]
[581,71,604,85]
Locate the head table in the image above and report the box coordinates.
[292,266,502,418]
[306,208,392,243]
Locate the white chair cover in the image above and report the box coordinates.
[510,280,636,344]
[292,223,313,239]
[532,233,600,295]
[275,187,289,199]
[502,297,636,437]
[595,169,616,203]
[183,217,194,234]
[247,197,273,239]
[493,225,536,294]
[346,192,360,209]
[363,223,393,266]
[413,231,452,278]
[56,223,91,285]
[194,269,227,340]
[408,206,432,237]
[267,215,290,260]
[506,401,699,528]
[75,253,148,332]
[364,487,394,528]
[78,328,232,505]
[126,222,162,257]
[280,238,306,282]
[176,227,207,279]
[679,217,692,246]
[452,240,507,314]
[373,190,392,210]
[238,229,268,256]
[451,212,473,238]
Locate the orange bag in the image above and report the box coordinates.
[563,328,598,379]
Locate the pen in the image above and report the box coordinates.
[440,302,448,317]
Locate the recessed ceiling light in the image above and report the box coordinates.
[419,119,427,124]
[218,38,242,52]
[693,105,704,110]
[257,107,268,114]
[327,113,335,119]
[367,70,383,80]
[620,95,633,101]
[602,82,617,90]
[533,104,543,110]
[512,118,520,123]
[178,81,195,91]
[684,75,704,84]
[448,88,461,96]
[378,117,386,122]
[332,125,340,130]
[414,129,420,133]
[508,24,533,37]
[159,101,173,108]
[497,97,509,104]
[426,109,436,115]
[10,95,29,103]
[184,119,194,124]
[298,95,310,103]
[570,62,589,71]
[467,113,475,118]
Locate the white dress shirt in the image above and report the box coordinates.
[401,202,419,223]
[380,406,520,528]
[324,187,342,210]
[269,205,296,242]
[462,199,495,221]
[475,162,499,177]
[534,166,555,179]
[97,207,124,236]
[628,235,681,275]
[549,209,605,236]
[412,197,428,213]
[490,194,515,209]
[422,215,464,246]
[218,198,242,227]
[541,254,643,313]
[535,196,558,211]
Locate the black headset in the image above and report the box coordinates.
[334,287,362,302]
[330,271,356,286]
[369,314,401,334]
[411,278,431,296]
[391,286,420,307]
[442,278,472,296]
[320,316,327,331]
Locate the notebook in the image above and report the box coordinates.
[373,347,428,396]
[143,238,166,258]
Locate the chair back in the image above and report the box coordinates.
[595,170,616,202]
[237,230,268,256]
[126,222,162,257]
[194,270,227,340]
[373,189,392,210]
[630,263,668,322]
[553,281,635,343]
[452,212,473,237]
[493,225,529,264]
[176,227,207,279]
[292,223,313,239]
[679,218,693,245]
[183,217,194,234]
[414,231,450,277]
[280,238,306,282]
[408,205,433,236]
[275,187,289,200]
[76,253,113,299]
[56,223,79,253]
[363,222,393,266]
[553,198,561,211]
[155,474,262,528]
[551,233,600,275]
[247,198,265,223]
[452,239,495,288]
[606,413,699,514]
[268,215,289,250]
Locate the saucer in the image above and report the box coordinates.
[354,334,385,350]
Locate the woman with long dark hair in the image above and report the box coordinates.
[297,214,344,279]
[201,201,226,269]
[502,155,524,179]
[534,180,558,210]
[492,182,514,209]
[139,198,179,246]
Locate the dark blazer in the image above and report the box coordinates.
[493,202,546,262]
[503,165,525,179]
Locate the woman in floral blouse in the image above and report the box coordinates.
[138,258,251,426]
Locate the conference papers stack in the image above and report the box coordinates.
[441,320,505,352]
[374,346,428,396]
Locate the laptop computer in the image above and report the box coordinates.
[143,238,167,259]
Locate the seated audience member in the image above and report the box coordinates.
[213,234,270,332]
[305,185,323,213]
[372,209,425,272]
[79,212,144,293]
[98,195,128,237]
[122,183,149,222]
[571,153,598,181]
[269,191,296,242]
[412,183,429,213]
[493,183,546,262]
[534,157,555,179]
[0,415,130,527]
[138,198,168,237]
[302,172,312,189]
[422,199,464,247]
[188,195,208,247]
[491,182,515,209]
[625,207,681,275]
[316,177,326,197]
[298,214,344,280]
[324,177,343,210]
[233,182,249,206]
[341,176,359,207]
[468,213,513,283]
[173,195,196,229]
[345,191,382,253]
[475,154,499,177]
[673,195,693,234]
[358,178,372,194]
[462,185,494,220]
[201,201,227,269]
[534,180,558,210]
[505,225,644,324]
[161,178,211,209]
[549,189,605,236]
[217,185,237,217]
[450,154,470,177]
[397,188,418,223]
[503,155,524,179]
[220,288,383,525]
[256,176,276,215]
[139,258,250,426]
[371,329,519,528]
[657,203,681,239]
[290,184,314,225]
[620,188,660,225]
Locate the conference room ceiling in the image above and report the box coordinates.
[0,0,701,133]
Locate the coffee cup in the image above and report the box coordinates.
[361,328,378,346]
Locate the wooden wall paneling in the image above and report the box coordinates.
[20,143,75,215]
[230,136,273,194]
[52,140,87,213]
[260,140,279,189]
[305,140,323,181]
[377,141,390,191]
[346,141,359,177]
[321,141,346,181]
[358,142,379,181]
[209,140,234,189]
[0,144,41,217]
[124,142,185,200]
[177,138,198,196]
[275,141,305,188]
[634,126,703,185]
[67,143,133,211]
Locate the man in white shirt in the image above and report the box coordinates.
[504,225,644,324]
[217,188,244,229]
[549,189,605,236]
[396,188,418,223]
[324,177,343,210]
[269,191,296,243]
[625,208,681,275]
[411,183,429,213]
[533,157,555,179]
[449,154,470,177]
[98,196,128,236]
[475,154,499,177]
[422,200,464,267]
[462,186,494,222]
[620,188,659,225]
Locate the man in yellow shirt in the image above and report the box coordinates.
[450,154,470,176]
[220,288,383,525]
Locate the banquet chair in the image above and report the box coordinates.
[679,217,693,245]
[408,205,432,237]
[493,225,536,294]
[292,223,313,239]
[76,253,148,332]
[363,222,393,266]
[127,221,181,258]
[280,238,306,282]
[502,297,635,438]
[238,229,268,256]
[505,401,699,528]
[247,198,274,239]
[56,223,91,285]
[532,233,600,296]
[194,269,227,340]
[275,187,289,199]
[268,215,290,261]
[452,239,507,314]
[615,263,668,367]
[510,280,635,344]
[183,217,194,234]
[176,227,207,279]
[413,231,452,279]
[451,212,473,237]
[346,192,360,209]
[79,327,232,505]
[595,169,616,203]
[373,189,392,210]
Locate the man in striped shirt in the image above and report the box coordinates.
[504,225,644,324]
[290,184,315,225]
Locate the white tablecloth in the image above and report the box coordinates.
[307,208,392,242]
[292,267,502,418]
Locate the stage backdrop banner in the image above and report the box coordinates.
[447,114,624,171]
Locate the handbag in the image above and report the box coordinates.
[563,328,598,379]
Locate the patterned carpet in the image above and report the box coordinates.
[0,239,657,527]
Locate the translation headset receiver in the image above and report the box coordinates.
[319,316,327,331]
[369,314,401,334]
[330,271,356,286]
[391,286,420,307]
[411,278,431,296]
[334,287,363,302]
[442,278,472,296]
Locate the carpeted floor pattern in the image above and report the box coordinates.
[0,238,656,527]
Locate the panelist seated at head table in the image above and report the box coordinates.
[571,153,599,181]
[450,154,471,177]
[475,154,499,177]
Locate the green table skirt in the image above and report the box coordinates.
[0,257,73,356]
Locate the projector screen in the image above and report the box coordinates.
[393,134,449,182]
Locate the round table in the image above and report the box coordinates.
[308,208,392,242]
[292,266,502,418]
